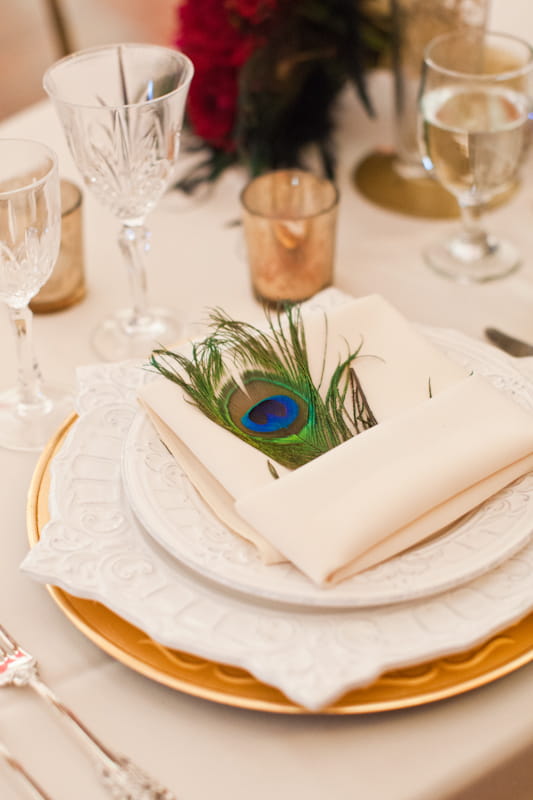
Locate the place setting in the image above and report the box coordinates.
[3,13,533,782]
[1,30,532,722]
[20,279,533,712]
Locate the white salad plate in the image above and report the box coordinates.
[121,324,533,608]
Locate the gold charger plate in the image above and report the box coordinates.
[27,414,533,714]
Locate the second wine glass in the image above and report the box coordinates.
[419,31,533,282]
[0,139,72,451]
[44,43,194,360]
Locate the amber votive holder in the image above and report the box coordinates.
[31,178,86,313]
[240,169,339,305]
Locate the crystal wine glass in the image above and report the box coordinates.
[418,30,533,282]
[44,44,194,360]
[0,139,72,451]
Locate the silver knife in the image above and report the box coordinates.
[485,327,533,357]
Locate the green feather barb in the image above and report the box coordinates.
[149,304,377,470]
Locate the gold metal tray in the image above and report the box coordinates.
[27,414,533,714]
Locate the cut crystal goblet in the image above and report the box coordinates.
[44,43,194,359]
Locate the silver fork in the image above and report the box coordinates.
[0,739,54,800]
[0,623,176,800]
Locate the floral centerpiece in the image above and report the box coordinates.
[174,0,390,190]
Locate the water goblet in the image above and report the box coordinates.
[418,30,533,282]
[44,43,194,360]
[0,139,72,451]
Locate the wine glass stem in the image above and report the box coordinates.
[118,223,151,329]
[8,305,45,409]
[457,203,493,262]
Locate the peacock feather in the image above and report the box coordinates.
[149,304,377,470]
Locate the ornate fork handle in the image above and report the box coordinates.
[3,648,175,800]
[28,675,175,800]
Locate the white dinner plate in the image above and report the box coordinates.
[121,324,533,608]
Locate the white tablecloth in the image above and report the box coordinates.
[3,8,533,797]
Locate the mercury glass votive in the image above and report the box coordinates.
[30,179,85,313]
[240,169,339,304]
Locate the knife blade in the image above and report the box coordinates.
[485,327,533,357]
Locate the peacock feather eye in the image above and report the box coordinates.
[226,378,309,440]
[243,395,299,433]
[150,304,378,470]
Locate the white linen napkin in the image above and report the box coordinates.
[138,294,533,585]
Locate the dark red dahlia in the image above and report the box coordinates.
[175,0,271,151]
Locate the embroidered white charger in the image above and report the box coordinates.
[138,294,533,586]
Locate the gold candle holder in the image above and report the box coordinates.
[31,179,86,313]
[240,169,339,305]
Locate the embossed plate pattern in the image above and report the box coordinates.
[27,415,533,713]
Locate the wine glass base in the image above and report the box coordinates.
[91,307,185,362]
[424,235,521,284]
[0,384,73,452]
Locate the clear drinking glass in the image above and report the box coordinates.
[393,0,489,180]
[0,139,72,451]
[419,31,533,282]
[44,44,194,360]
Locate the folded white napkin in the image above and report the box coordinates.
[138,294,533,585]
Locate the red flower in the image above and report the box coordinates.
[227,0,279,24]
[175,0,278,151]
[187,66,240,150]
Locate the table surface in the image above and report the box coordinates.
[3,7,533,799]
